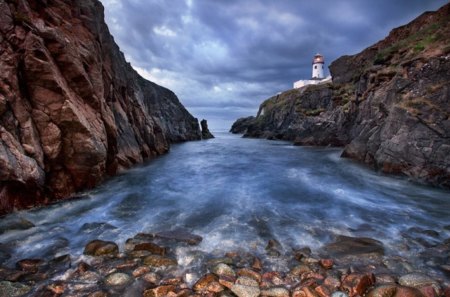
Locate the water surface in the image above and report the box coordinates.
[1,132,449,279]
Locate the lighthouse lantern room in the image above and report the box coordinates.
[312,53,325,79]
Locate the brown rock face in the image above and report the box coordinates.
[0,0,201,214]
[230,3,450,188]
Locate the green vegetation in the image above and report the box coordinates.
[373,16,449,65]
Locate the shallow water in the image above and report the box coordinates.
[1,132,449,280]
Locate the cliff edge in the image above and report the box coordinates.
[0,0,201,214]
[231,3,450,188]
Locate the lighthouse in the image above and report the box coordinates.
[293,53,331,89]
[312,53,325,79]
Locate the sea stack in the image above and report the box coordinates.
[200,119,215,139]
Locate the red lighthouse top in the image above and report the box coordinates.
[312,53,324,64]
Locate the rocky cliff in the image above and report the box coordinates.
[0,0,201,214]
[231,3,450,188]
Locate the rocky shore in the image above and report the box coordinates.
[231,3,450,188]
[0,228,449,297]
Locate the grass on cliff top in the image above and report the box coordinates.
[373,16,450,65]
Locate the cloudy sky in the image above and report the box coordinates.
[100,0,447,130]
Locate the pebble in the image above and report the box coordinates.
[83,239,119,257]
[398,273,438,288]
[231,283,261,297]
[213,263,236,277]
[143,285,177,297]
[331,291,349,297]
[105,272,132,287]
[143,255,177,267]
[261,286,290,297]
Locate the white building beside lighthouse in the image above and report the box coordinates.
[293,53,331,89]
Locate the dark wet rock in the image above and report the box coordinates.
[154,229,203,245]
[105,272,132,287]
[79,222,117,234]
[143,285,177,297]
[322,236,384,257]
[16,258,46,273]
[47,254,71,275]
[230,116,256,134]
[143,255,177,268]
[0,218,35,234]
[207,257,234,266]
[83,240,119,257]
[213,263,236,277]
[0,281,31,297]
[201,119,215,139]
[342,273,376,297]
[125,238,167,256]
[294,247,312,261]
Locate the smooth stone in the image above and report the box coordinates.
[261,286,290,297]
[153,229,203,245]
[237,268,262,282]
[322,236,384,256]
[398,273,438,288]
[83,240,119,257]
[213,263,236,277]
[236,276,259,287]
[331,291,349,297]
[231,284,261,297]
[133,242,166,256]
[105,272,132,287]
[143,285,177,297]
[143,255,177,267]
[0,281,31,297]
[142,272,160,284]
[16,258,46,273]
[0,218,35,234]
[366,285,398,297]
[193,273,218,291]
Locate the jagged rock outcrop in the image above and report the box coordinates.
[200,119,214,139]
[231,3,450,188]
[0,0,201,214]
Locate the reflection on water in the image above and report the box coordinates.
[0,132,449,279]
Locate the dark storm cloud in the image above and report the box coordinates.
[101,0,447,129]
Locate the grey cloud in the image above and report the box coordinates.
[101,0,447,129]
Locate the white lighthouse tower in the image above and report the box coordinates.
[293,53,331,89]
[312,53,325,79]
